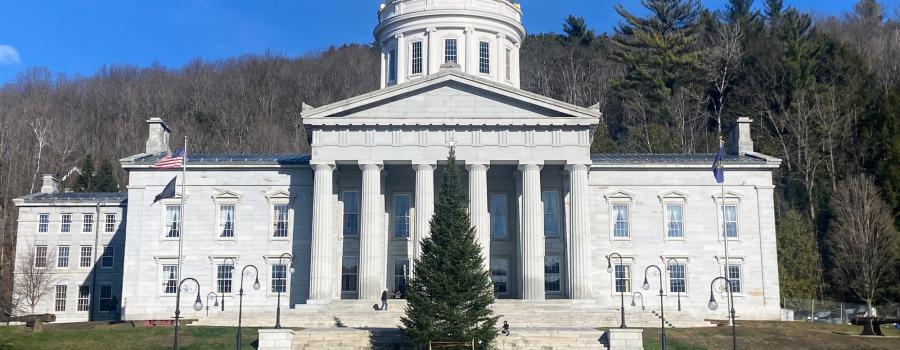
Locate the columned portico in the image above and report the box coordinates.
[565,163,592,299]
[467,162,490,269]
[359,162,386,300]
[518,162,545,300]
[309,162,336,303]
[413,162,436,260]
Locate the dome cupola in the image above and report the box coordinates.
[374,0,525,88]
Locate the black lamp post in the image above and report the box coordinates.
[173,277,203,350]
[236,265,261,350]
[205,292,219,316]
[630,291,644,310]
[708,277,737,350]
[275,253,295,329]
[605,253,627,328]
[642,265,667,350]
[665,258,682,312]
[222,257,236,311]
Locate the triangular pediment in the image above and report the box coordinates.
[302,71,599,126]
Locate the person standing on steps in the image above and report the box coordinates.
[381,290,389,311]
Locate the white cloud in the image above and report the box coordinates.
[0,45,21,65]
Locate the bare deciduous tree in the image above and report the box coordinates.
[13,242,56,316]
[827,175,899,314]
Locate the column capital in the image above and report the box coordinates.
[564,163,590,172]
[394,33,405,39]
[464,27,475,33]
[465,161,490,171]
[412,162,436,171]
[309,161,336,170]
[426,26,438,33]
[517,161,543,172]
[358,161,383,171]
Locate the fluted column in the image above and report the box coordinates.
[518,162,545,300]
[413,163,436,260]
[395,33,407,84]
[359,162,385,300]
[309,162,336,303]
[467,162,490,270]
[565,164,592,299]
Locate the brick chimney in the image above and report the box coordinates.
[728,117,754,155]
[40,174,60,194]
[145,118,171,154]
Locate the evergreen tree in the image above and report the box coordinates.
[93,159,119,192]
[71,155,95,192]
[402,148,498,347]
[563,15,595,46]
[777,209,819,300]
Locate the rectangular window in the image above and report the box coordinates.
[393,259,410,291]
[544,256,561,293]
[724,205,738,238]
[37,213,49,233]
[612,204,630,238]
[82,214,94,233]
[61,213,72,233]
[393,194,411,238]
[389,49,397,82]
[505,48,512,81]
[490,258,509,295]
[79,245,93,268]
[57,246,69,268]
[218,205,235,238]
[99,285,113,312]
[100,246,114,268]
[271,265,287,293]
[104,213,116,233]
[35,245,48,268]
[164,205,181,238]
[342,191,360,236]
[55,285,67,312]
[162,265,178,294]
[479,41,490,74]
[668,263,686,293]
[217,265,233,294]
[542,191,560,236]
[614,264,631,293]
[411,41,423,75]
[666,204,684,238]
[77,286,90,311]
[444,38,457,63]
[272,204,289,238]
[341,257,359,293]
[489,193,508,239]
[727,264,742,294]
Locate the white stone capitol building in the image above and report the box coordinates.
[14,0,782,327]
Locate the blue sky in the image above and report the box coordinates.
[0,0,890,84]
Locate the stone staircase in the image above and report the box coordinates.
[495,327,606,350]
[193,299,715,329]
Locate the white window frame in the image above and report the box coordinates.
[505,47,512,82]
[667,261,687,293]
[104,213,117,233]
[392,193,411,239]
[60,213,72,234]
[37,213,49,234]
[393,258,410,291]
[726,263,743,295]
[542,190,561,237]
[271,204,290,239]
[57,245,69,268]
[100,245,114,269]
[544,255,562,293]
[79,245,93,268]
[478,41,491,74]
[612,262,633,295]
[270,264,289,294]
[722,204,739,239]
[664,202,685,240]
[99,284,114,312]
[611,203,631,239]
[34,245,48,268]
[55,285,67,312]
[342,190,361,237]
[216,264,234,295]
[82,213,94,234]
[444,38,458,63]
[162,203,181,239]
[341,256,359,294]
[217,204,237,240]
[489,193,509,240]
[410,41,423,76]
[77,285,90,311]
[160,264,178,295]
[713,193,742,241]
[490,257,509,296]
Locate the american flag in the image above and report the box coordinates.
[153,148,185,168]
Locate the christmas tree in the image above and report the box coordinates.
[401,147,499,347]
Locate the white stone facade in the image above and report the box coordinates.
[11,0,783,326]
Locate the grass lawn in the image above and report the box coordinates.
[0,322,264,350]
[637,321,900,350]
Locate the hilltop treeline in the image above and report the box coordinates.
[2,0,898,311]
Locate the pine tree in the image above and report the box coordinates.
[402,148,498,346]
[71,155,95,192]
[93,159,119,192]
[776,209,819,300]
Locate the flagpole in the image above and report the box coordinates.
[719,136,733,326]
[177,137,187,294]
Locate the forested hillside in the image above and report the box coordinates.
[1,0,898,312]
